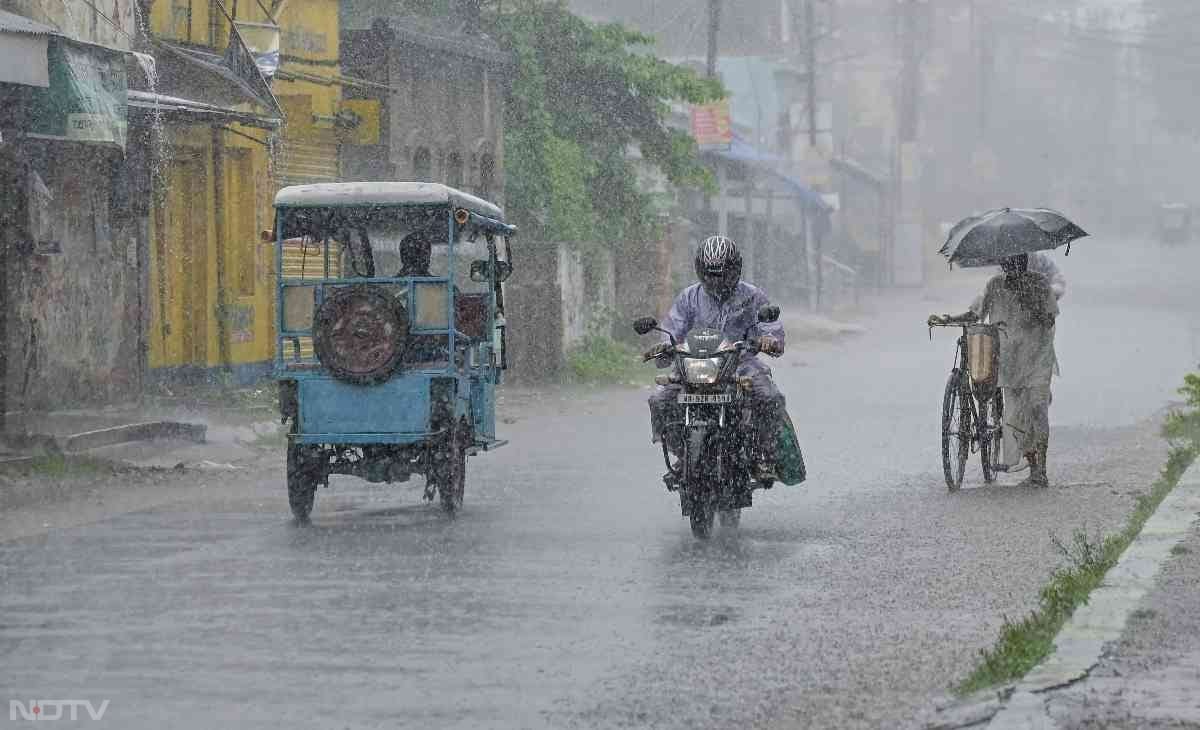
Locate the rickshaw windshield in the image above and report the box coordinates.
[278,206,454,279]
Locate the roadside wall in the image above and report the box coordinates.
[5,144,143,410]
[504,242,615,383]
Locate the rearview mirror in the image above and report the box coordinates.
[632,316,658,335]
[757,305,781,323]
[469,259,514,283]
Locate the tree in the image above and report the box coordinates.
[490,0,724,244]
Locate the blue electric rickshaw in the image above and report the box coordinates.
[271,182,515,522]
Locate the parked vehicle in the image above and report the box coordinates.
[633,305,784,538]
[271,182,515,522]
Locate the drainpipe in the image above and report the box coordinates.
[0,145,15,434]
[0,188,7,435]
[212,127,231,373]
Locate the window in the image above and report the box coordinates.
[478,154,495,198]
[446,152,464,189]
[413,147,431,181]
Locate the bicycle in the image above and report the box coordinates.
[928,315,1005,491]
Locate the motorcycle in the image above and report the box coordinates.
[634,304,782,538]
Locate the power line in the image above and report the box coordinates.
[67,0,137,44]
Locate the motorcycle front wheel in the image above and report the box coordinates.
[684,427,717,539]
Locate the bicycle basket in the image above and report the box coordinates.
[966,324,999,387]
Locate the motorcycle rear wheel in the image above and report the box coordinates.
[690,502,716,539]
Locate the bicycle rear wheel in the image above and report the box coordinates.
[980,391,1004,483]
[941,371,971,491]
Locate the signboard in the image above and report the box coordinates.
[690,99,732,151]
[28,40,127,150]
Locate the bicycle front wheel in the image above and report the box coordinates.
[941,371,971,491]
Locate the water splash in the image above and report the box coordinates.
[132,52,158,89]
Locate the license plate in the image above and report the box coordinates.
[678,393,732,404]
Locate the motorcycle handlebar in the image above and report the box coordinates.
[642,341,757,362]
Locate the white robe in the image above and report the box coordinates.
[972,272,1059,464]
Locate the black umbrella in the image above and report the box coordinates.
[940,208,1088,266]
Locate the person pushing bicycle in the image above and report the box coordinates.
[929,253,1059,487]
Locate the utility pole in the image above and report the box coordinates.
[805,0,818,147]
[898,0,920,144]
[892,0,925,287]
[798,0,825,310]
[706,0,727,237]
[706,0,721,78]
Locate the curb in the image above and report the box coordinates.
[927,461,1200,730]
[59,421,207,453]
[0,421,207,460]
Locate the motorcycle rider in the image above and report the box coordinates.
[646,235,786,483]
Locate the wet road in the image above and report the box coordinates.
[3,237,1199,729]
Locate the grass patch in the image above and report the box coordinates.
[1169,544,1191,556]
[955,372,1200,696]
[565,335,653,386]
[6,453,123,478]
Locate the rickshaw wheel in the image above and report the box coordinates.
[287,422,322,524]
[432,419,468,515]
[312,286,408,385]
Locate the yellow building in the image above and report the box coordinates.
[141,0,344,382]
[272,0,346,188]
[146,121,277,378]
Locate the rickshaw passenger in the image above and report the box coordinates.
[398,228,435,277]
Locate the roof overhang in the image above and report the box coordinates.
[374,17,512,67]
[127,90,281,129]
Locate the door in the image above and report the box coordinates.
[152,150,210,368]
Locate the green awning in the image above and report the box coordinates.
[28,38,127,150]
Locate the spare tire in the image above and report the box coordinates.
[313,286,408,385]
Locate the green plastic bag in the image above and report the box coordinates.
[775,410,807,486]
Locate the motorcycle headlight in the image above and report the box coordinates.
[684,358,720,385]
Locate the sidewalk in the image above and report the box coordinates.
[1040,517,1200,729]
[0,398,278,470]
[926,462,1200,730]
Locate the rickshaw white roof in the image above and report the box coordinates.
[274,182,505,220]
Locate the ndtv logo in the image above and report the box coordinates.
[10,700,110,721]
